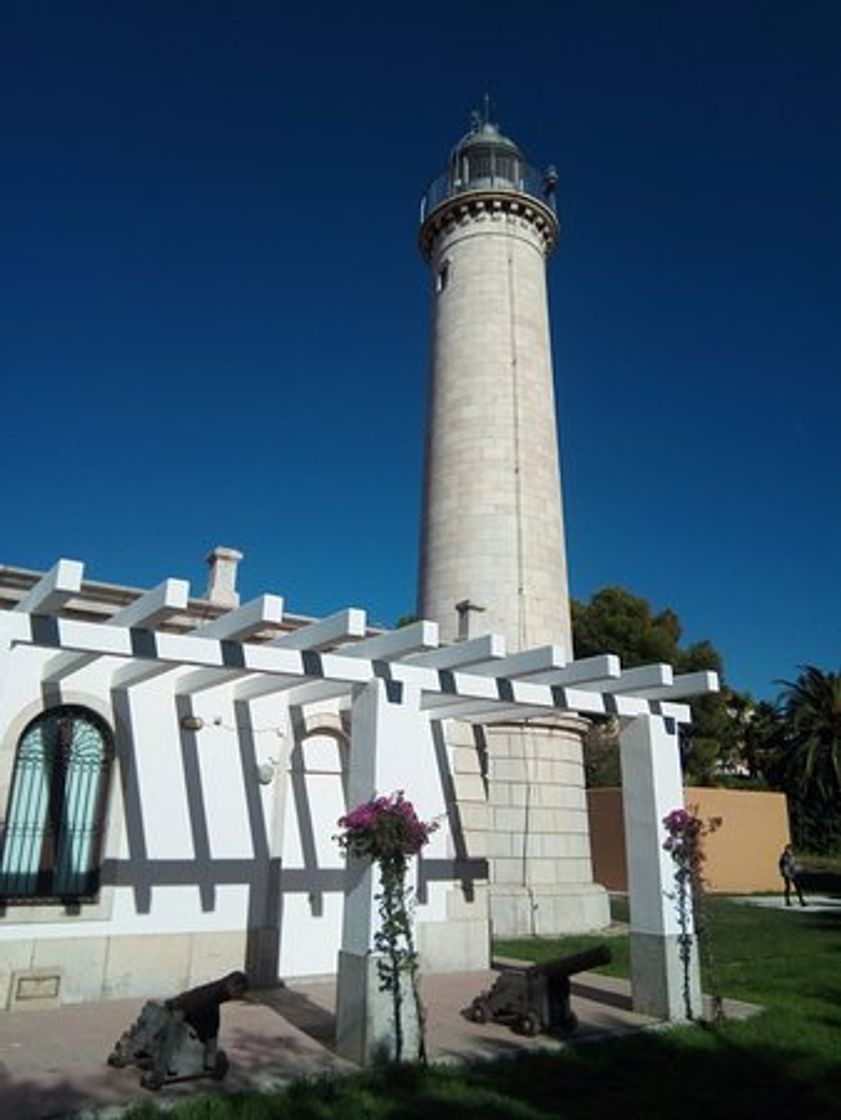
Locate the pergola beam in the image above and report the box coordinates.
[44,578,190,684]
[177,607,368,696]
[2,610,717,723]
[404,633,506,670]
[421,653,621,719]
[277,608,367,652]
[115,594,286,689]
[466,644,566,679]
[14,558,84,615]
[235,618,438,704]
[337,619,439,661]
[577,663,673,694]
[632,670,719,701]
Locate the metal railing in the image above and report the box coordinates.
[420,160,557,224]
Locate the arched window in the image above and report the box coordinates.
[0,706,114,902]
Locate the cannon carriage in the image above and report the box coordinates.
[469,945,612,1037]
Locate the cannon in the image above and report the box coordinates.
[107,970,248,1090]
[468,945,612,1037]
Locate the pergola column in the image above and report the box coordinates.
[335,678,425,1064]
[619,713,701,1019]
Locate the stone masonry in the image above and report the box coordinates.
[418,120,609,936]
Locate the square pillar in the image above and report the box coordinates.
[335,679,424,1064]
[619,714,701,1020]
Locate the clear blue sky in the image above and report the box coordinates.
[2,2,838,700]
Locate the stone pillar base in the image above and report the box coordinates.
[630,931,702,1020]
[490,882,610,938]
[335,951,420,1065]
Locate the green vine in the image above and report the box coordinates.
[662,806,724,1022]
[336,792,437,1062]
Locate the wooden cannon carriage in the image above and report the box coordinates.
[107,971,248,1090]
[468,945,612,1037]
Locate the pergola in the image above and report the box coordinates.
[1,559,718,1057]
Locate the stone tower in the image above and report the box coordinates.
[418,111,609,936]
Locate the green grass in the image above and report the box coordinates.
[124,895,841,1120]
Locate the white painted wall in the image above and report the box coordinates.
[0,641,481,1003]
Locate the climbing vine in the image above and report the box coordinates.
[662,806,723,1021]
[336,791,438,1062]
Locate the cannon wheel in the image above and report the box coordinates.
[517,1012,540,1037]
[140,1070,165,1092]
[469,999,489,1024]
[212,1050,230,1081]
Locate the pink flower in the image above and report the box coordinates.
[336,790,438,860]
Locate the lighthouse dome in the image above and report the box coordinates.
[448,119,524,192]
[419,109,557,227]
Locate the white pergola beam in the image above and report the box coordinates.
[404,633,506,670]
[4,613,700,724]
[420,653,620,719]
[468,644,566,678]
[277,608,368,651]
[578,663,673,694]
[44,578,190,683]
[634,670,719,701]
[525,653,621,686]
[15,558,84,615]
[190,594,285,640]
[114,594,285,689]
[233,612,424,703]
[245,679,348,706]
[176,607,368,696]
[338,620,439,661]
[110,579,190,629]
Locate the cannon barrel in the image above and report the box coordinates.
[531,944,612,979]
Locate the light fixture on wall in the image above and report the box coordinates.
[180,714,204,732]
[257,757,278,785]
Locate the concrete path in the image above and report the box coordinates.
[0,969,660,1120]
[728,893,841,913]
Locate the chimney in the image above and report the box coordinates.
[205,546,243,608]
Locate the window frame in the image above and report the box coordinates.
[0,705,115,905]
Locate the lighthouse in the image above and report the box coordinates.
[418,110,609,935]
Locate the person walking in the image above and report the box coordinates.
[778,843,807,907]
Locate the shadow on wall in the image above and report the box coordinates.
[587,787,790,893]
[98,695,485,986]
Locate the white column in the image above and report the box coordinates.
[619,714,701,1019]
[335,679,424,1064]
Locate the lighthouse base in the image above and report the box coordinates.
[490,882,610,938]
[484,717,610,937]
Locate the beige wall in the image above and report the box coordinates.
[588,787,791,893]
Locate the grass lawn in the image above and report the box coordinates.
[123,890,841,1120]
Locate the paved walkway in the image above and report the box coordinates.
[729,893,841,913]
[0,968,758,1120]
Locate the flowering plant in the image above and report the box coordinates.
[336,791,438,1062]
[337,791,437,863]
[662,806,722,1021]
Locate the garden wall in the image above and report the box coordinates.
[588,786,791,893]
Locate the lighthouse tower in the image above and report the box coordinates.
[418,110,609,936]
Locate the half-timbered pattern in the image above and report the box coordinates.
[0,557,716,1042]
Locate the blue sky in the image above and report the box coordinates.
[2,2,838,700]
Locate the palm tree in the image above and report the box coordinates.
[773,666,841,803]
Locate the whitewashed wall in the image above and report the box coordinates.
[0,646,488,1008]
